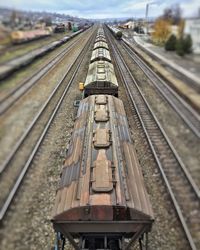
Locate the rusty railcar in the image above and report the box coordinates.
[10,29,51,44]
[52,95,154,250]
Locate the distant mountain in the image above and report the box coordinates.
[0,7,90,24]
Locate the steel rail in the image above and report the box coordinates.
[106,29,200,250]
[0,29,96,221]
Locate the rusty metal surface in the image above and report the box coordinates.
[52,95,153,236]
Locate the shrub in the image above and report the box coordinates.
[183,34,192,54]
[165,34,177,51]
[176,37,185,56]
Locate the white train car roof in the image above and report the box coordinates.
[84,60,118,89]
[94,41,109,50]
[91,47,111,63]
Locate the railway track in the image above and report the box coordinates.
[0,32,72,64]
[106,30,200,250]
[128,35,200,93]
[121,40,200,138]
[0,29,91,115]
[0,29,96,222]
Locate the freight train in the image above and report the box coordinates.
[83,28,118,97]
[51,26,154,250]
[10,29,52,44]
[0,29,86,80]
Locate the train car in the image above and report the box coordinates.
[107,25,123,40]
[95,36,107,43]
[97,31,104,36]
[96,33,105,38]
[54,23,66,33]
[83,60,118,97]
[60,36,70,43]
[10,29,51,44]
[94,41,109,50]
[0,28,87,80]
[96,35,106,41]
[90,47,111,63]
[51,94,154,250]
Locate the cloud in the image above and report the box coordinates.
[0,0,199,19]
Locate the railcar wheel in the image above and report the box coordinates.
[54,232,65,250]
[139,233,149,250]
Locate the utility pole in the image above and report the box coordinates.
[145,4,149,34]
[145,2,157,35]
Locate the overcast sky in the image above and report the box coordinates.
[0,0,199,19]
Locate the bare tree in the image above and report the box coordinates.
[162,4,182,25]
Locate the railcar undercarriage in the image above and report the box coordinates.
[53,221,151,250]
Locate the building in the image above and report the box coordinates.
[124,21,135,29]
[184,18,200,54]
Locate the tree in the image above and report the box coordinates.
[175,35,193,56]
[162,4,182,25]
[178,19,185,37]
[44,17,52,26]
[183,35,192,54]
[165,34,177,51]
[172,4,182,25]
[176,37,185,56]
[163,8,173,22]
[152,18,171,45]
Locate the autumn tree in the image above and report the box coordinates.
[152,18,171,45]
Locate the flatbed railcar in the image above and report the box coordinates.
[51,95,154,250]
[83,60,118,97]
[90,47,111,63]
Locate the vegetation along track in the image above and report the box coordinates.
[121,40,200,138]
[0,29,91,115]
[0,28,96,222]
[106,30,200,250]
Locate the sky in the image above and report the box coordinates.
[0,0,199,19]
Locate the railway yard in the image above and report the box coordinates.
[0,24,199,250]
